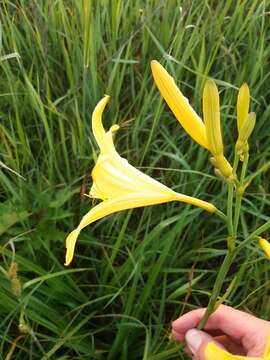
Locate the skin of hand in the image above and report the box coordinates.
[172,305,270,360]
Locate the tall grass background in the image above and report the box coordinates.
[0,0,270,358]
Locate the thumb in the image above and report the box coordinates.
[185,329,224,360]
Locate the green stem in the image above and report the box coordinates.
[227,156,239,236]
[227,185,234,236]
[198,250,235,329]
[233,153,249,232]
[198,155,239,329]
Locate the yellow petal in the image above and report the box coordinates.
[258,237,270,259]
[237,83,250,132]
[203,79,223,156]
[205,342,262,360]
[65,229,80,266]
[92,95,118,153]
[174,192,216,213]
[90,152,175,200]
[65,192,173,266]
[65,191,216,265]
[151,60,209,149]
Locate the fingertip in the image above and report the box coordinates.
[171,329,185,342]
[172,308,206,333]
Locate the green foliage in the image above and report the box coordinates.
[0,0,269,358]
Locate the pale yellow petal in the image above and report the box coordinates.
[92,95,118,153]
[237,83,250,132]
[205,342,262,360]
[65,191,216,265]
[151,60,209,149]
[174,192,216,213]
[65,191,174,266]
[90,152,174,200]
[203,79,223,156]
[65,229,80,266]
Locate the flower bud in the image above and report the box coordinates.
[258,237,270,259]
[215,155,233,178]
[203,80,233,178]
[237,83,250,132]
[235,112,256,157]
[203,80,223,156]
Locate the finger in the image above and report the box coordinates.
[171,329,185,342]
[212,335,245,355]
[185,329,224,360]
[172,304,269,342]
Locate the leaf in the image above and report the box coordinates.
[0,201,31,235]
[49,187,80,208]
[168,274,205,300]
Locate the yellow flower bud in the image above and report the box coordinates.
[209,157,217,167]
[214,168,223,178]
[258,237,270,259]
[237,83,250,132]
[203,80,223,156]
[215,155,233,179]
[235,112,256,157]
[203,80,233,178]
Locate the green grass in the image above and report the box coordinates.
[0,0,270,358]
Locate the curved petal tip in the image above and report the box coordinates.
[64,228,80,266]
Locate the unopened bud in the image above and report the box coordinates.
[210,157,217,167]
[215,155,233,178]
[235,112,256,158]
[258,237,270,259]
[237,83,250,132]
[18,322,31,334]
[203,80,223,156]
[214,168,223,178]
[238,112,256,143]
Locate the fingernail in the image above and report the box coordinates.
[185,329,202,354]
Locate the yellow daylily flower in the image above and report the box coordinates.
[65,95,217,266]
[203,80,233,178]
[205,332,270,359]
[237,83,250,132]
[258,237,270,259]
[151,60,209,149]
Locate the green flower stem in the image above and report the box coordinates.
[198,155,239,330]
[197,249,235,330]
[233,153,249,232]
[227,156,239,237]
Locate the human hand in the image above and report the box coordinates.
[172,305,270,359]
